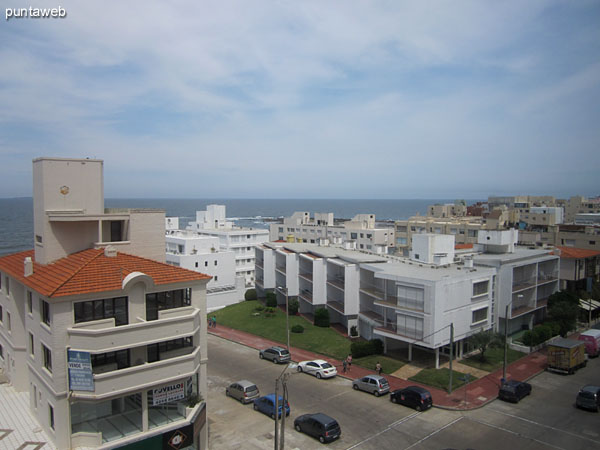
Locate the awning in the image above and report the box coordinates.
[579,299,600,311]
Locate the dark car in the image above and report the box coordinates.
[576,385,600,412]
[390,386,433,411]
[294,413,341,444]
[253,394,290,419]
[498,380,532,403]
[259,346,291,364]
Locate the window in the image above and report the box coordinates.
[36,234,43,244]
[43,345,52,373]
[195,262,198,268]
[145,289,191,321]
[147,337,193,363]
[396,314,424,339]
[74,297,128,326]
[367,234,372,238]
[0,343,3,359]
[397,237,407,245]
[49,404,55,430]
[351,233,357,239]
[591,241,596,245]
[91,350,130,372]
[6,312,10,331]
[0,305,3,323]
[472,307,488,324]
[360,233,364,238]
[205,261,208,267]
[397,285,425,311]
[29,333,35,357]
[41,300,50,326]
[214,276,218,282]
[5,276,9,295]
[214,260,217,266]
[472,280,489,297]
[28,292,33,314]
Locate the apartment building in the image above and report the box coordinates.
[0,158,210,449]
[559,196,600,223]
[165,229,245,311]
[256,234,496,368]
[269,211,395,254]
[473,230,559,335]
[394,215,484,256]
[518,224,600,251]
[186,205,268,287]
[427,202,467,218]
[556,246,600,292]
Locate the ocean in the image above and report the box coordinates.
[0,197,471,256]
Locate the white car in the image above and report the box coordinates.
[296,359,338,379]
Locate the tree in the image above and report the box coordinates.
[470,330,502,361]
[547,290,579,336]
[265,291,277,308]
[314,308,330,327]
[287,298,299,315]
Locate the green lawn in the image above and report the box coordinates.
[213,301,352,359]
[459,346,526,372]
[409,368,475,392]
[353,355,405,374]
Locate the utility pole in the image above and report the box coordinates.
[274,378,279,450]
[448,323,454,394]
[279,373,288,450]
[503,303,509,382]
[285,288,290,351]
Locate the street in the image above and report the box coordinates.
[207,334,600,450]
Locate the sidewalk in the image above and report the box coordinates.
[208,325,548,410]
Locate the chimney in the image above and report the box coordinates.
[24,257,33,277]
[104,246,117,257]
[464,257,473,268]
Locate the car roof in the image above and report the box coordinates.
[310,359,328,364]
[234,380,257,388]
[309,413,337,425]
[403,386,430,394]
[263,393,283,401]
[581,385,600,393]
[362,374,386,381]
[269,346,286,351]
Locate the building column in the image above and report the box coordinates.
[142,389,149,432]
[435,348,440,369]
[459,340,464,359]
[408,343,413,362]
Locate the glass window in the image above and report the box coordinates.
[472,308,488,324]
[43,345,52,373]
[28,292,33,313]
[49,404,55,430]
[473,280,489,297]
[147,337,193,362]
[41,300,51,326]
[74,297,128,326]
[145,289,191,321]
[29,333,34,357]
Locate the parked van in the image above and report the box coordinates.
[578,329,600,358]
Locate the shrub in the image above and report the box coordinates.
[522,330,532,346]
[254,305,264,312]
[265,292,277,308]
[245,289,257,301]
[547,321,561,337]
[287,298,299,316]
[350,325,358,337]
[291,324,304,334]
[314,308,330,328]
[264,307,276,317]
[351,339,384,358]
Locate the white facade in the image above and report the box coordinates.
[165,229,245,311]
[270,211,395,253]
[410,234,455,265]
[186,206,269,286]
[0,157,210,449]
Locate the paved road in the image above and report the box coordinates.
[207,334,600,450]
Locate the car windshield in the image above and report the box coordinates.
[322,363,333,369]
[325,422,339,431]
[246,386,258,393]
[281,349,290,355]
[579,391,596,399]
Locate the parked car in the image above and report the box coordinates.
[578,329,600,358]
[390,386,433,411]
[259,346,291,364]
[225,380,260,404]
[253,394,290,419]
[297,359,338,379]
[576,385,600,412]
[294,413,341,444]
[498,380,532,403]
[352,375,390,397]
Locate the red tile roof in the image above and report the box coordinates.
[556,246,600,259]
[0,248,210,299]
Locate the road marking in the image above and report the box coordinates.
[403,416,463,450]
[466,416,566,450]
[346,412,421,450]
[486,407,600,446]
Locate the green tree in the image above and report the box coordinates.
[547,290,579,336]
[470,330,502,361]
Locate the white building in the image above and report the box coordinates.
[185,205,269,287]
[0,157,210,449]
[165,229,245,311]
[269,211,395,253]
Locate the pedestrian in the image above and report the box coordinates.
[212,315,217,328]
[207,317,212,328]
[375,361,382,375]
[342,359,348,373]
[347,354,352,371]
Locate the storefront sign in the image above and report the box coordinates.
[68,350,94,391]
[163,423,193,449]
[153,381,186,406]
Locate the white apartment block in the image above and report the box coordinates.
[270,211,395,254]
[473,230,559,335]
[256,235,497,368]
[165,229,245,311]
[186,205,269,287]
[0,157,210,449]
[427,202,467,218]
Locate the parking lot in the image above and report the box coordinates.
[207,334,600,449]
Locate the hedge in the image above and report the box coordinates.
[314,308,330,328]
[245,289,257,301]
[265,292,277,308]
[291,324,304,334]
[350,339,384,358]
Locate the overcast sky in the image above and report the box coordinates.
[1,1,599,199]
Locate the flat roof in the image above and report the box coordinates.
[265,242,388,264]
[473,248,556,265]
[364,260,495,282]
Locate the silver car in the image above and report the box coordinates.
[226,380,260,404]
[352,375,390,397]
[259,346,291,364]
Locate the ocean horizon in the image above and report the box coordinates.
[0,197,482,256]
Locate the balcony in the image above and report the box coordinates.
[275,264,286,274]
[359,283,385,301]
[299,289,313,303]
[68,307,200,353]
[537,272,558,284]
[536,297,549,308]
[255,260,264,269]
[359,309,383,324]
[327,300,345,314]
[299,271,313,282]
[326,276,345,291]
[72,348,202,400]
[512,278,536,292]
[511,304,535,318]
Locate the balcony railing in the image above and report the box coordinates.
[537,272,558,283]
[275,264,286,274]
[372,320,425,341]
[68,307,200,352]
[255,260,264,269]
[299,289,313,303]
[299,271,313,282]
[327,300,345,314]
[326,276,345,291]
[359,283,385,300]
[536,297,549,308]
[512,278,536,292]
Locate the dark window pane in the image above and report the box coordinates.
[94,300,104,320]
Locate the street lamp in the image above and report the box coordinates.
[503,294,524,382]
[277,286,290,351]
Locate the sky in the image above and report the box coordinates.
[1,1,599,199]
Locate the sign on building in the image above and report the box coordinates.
[68,349,94,392]
[153,381,186,406]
